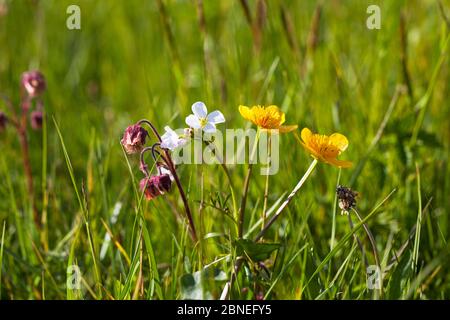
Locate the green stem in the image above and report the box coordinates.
[255,159,318,242]
[330,168,341,250]
[351,207,382,298]
[238,128,260,238]
[261,134,271,234]
[204,140,238,233]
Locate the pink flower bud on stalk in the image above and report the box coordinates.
[21,71,46,98]
[30,111,43,130]
[139,174,172,200]
[0,111,7,132]
[120,124,148,154]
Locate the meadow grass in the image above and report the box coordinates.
[0,0,449,299]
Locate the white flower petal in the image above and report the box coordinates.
[185,114,201,129]
[191,101,207,118]
[207,110,225,124]
[203,122,216,133]
[159,166,174,181]
[164,126,176,135]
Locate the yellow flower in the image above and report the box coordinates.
[239,105,298,133]
[299,128,352,168]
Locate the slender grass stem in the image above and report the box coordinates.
[351,207,382,298]
[255,159,318,241]
[238,128,260,238]
[330,168,341,250]
[203,140,238,233]
[261,134,271,233]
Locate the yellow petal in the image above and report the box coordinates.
[329,133,349,151]
[301,128,313,144]
[300,141,321,159]
[326,158,353,168]
[278,125,298,133]
[239,105,253,122]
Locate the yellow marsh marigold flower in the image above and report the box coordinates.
[300,128,352,168]
[239,105,297,133]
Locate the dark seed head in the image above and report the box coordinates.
[336,185,358,214]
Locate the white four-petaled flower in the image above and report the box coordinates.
[160,126,189,151]
[185,101,225,133]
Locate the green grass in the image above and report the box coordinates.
[0,0,449,300]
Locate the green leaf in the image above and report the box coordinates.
[235,239,281,262]
[180,268,226,300]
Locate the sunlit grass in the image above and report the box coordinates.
[0,0,449,300]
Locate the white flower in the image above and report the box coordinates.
[185,101,225,133]
[160,126,189,151]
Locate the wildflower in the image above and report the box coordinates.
[121,124,148,154]
[238,105,297,133]
[0,111,7,131]
[185,101,225,133]
[336,185,358,214]
[160,126,190,151]
[30,111,43,130]
[300,128,352,168]
[157,162,174,181]
[139,174,172,200]
[21,71,46,98]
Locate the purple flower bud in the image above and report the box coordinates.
[139,174,172,200]
[30,111,43,130]
[121,124,148,154]
[0,111,7,131]
[21,71,46,98]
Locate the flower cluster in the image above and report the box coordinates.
[121,101,225,203]
[161,101,225,151]
[0,70,46,133]
[238,105,352,168]
[0,70,47,230]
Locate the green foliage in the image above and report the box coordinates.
[0,0,449,300]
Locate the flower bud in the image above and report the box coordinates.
[121,124,148,154]
[30,111,43,130]
[0,111,7,132]
[139,174,172,200]
[21,71,46,98]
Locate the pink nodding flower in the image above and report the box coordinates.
[21,71,46,98]
[30,111,43,130]
[139,174,172,200]
[121,124,148,154]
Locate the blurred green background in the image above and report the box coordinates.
[0,0,449,299]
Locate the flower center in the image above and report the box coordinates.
[199,117,208,127]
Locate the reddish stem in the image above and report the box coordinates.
[138,120,197,242]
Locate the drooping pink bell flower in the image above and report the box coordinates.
[30,111,43,130]
[21,71,46,98]
[139,174,172,200]
[120,124,148,154]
